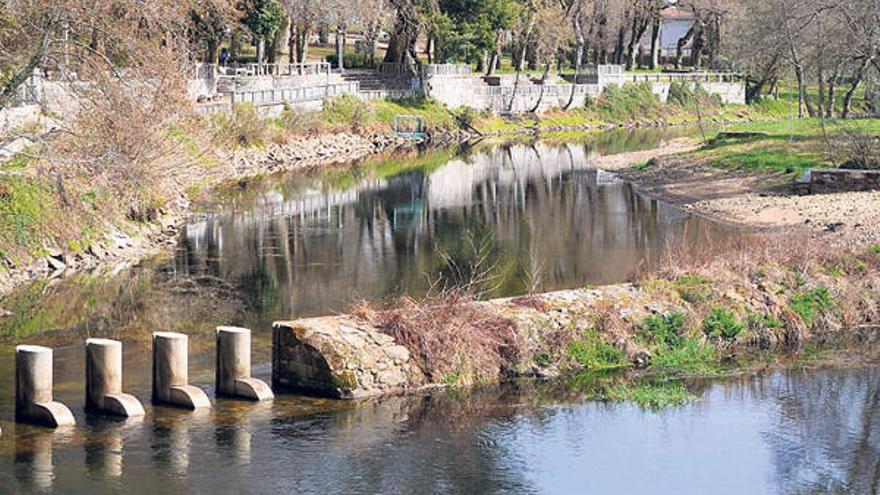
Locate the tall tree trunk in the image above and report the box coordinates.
[675,25,695,69]
[335,25,346,71]
[529,61,553,113]
[288,23,298,63]
[649,17,661,70]
[795,64,806,118]
[842,58,872,118]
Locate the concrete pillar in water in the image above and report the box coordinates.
[152,332,211,409]
[215,327,274,401]
[85,338,145,418]
[15,345,76,428]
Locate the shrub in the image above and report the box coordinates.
[639,311,685,348]
[702,308,744,340]
[596,82,661,122]
[278,107,325,136]
[789,286,834,327]
[322,94,376,133]
[210,103,271,147]
[668,81,722,109]
[325,52,373,69]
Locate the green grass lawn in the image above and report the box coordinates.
[691,117,880,179]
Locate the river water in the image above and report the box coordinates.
[0,128,875,493]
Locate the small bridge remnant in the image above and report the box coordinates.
[272,318,423,399]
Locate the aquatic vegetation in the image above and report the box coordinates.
[605,380,697,410]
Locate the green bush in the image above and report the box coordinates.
[668,81,722,109]
[322,94,376,133]
[639,311,685,348]
[596,82,661,122]
[789,286,834,327]
[325,52,373,69]
[702,308,744,340]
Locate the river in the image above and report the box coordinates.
[0,128,874,494]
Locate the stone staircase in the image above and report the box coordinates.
[339,70,411,92]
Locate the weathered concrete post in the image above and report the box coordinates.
[85,339,145,418]
[215,326,273,401]
[152,332,210,409]
[15,345,76,427]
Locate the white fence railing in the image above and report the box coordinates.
[230,82,360,106]
[422,64,472,77]
[222,62,332,77]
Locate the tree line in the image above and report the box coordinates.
[1,0,879,114]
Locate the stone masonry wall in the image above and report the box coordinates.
[272,319,424,399]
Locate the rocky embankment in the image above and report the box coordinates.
[0,132,419,303]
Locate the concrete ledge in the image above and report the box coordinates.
[102,393,146,417]
[234,378,274,401]
[272,318,423,399]
[168,385,211,409]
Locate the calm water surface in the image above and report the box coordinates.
[1,128,869,494]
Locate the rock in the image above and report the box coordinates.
[272,319,424,399]
[46,256,66,271]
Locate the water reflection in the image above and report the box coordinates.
[178,139,733,323]
[1,368,879,493]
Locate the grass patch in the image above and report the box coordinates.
[568,325,629,371]
[0,175,55,262]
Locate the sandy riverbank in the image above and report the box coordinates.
[613,143,880,249]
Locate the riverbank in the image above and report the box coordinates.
[0,131,419,302]
[614,118,880,248]
[0,89,784,302]
[273,227,880,398]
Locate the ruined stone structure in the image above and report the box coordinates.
[272,319,422,399]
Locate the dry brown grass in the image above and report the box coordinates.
[351,289,522,385]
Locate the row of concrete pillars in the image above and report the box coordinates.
[6,327,272,431]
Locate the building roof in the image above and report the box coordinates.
[662,6,696,20]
